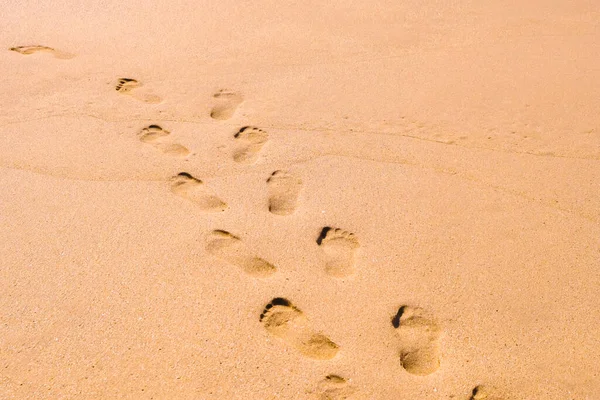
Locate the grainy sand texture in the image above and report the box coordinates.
[1,0,600,399]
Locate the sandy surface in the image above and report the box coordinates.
[1,0,600,399]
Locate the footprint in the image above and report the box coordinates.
[170,173,227,212]
[313,375,357,399]
[470,386,489,400]
[267,170,303,215]
[469,385,504,400]
[139,124,169,142]
[10,45,74,59]
[391,306,442,376]
[260,298,339,360]
[210,90,243,120]
[233,126,268,163]
[115,78,162,104]
[317,228,359,278]
[138,125,190,156]
[206,230,276,277]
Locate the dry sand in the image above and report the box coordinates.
[1,0,600,399]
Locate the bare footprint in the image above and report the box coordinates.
[391,306,442,376]
[260,298,339,360]
[170,173,227,212]
[267,170,302,215]
[469,385,504,400]
[312,375,357,400]
[206,230,276,277]
[210,90,243,120]
[138,125,189,156]
[116,78,162,104]
[10,45,74,59]
[317,228,359,278]
[233,126,268,163]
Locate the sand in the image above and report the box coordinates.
[1,0,599,398]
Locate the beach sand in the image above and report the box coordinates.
[1,1,599,398]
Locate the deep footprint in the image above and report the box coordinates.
[206,230,276,277]
[170,173,227,212]
[313,375,357,400]
[116,78,162,103]
[233,126,268,163]
[10,45,74,59]
[210,90,243,120]
[260,298,339,360]
[317,227,359,278]
[267,170,303,215]
[138,125,189,156]
[392,306,442,376]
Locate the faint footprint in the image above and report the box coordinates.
[391,306,442,376]
[233,126,268,163]
[267,170,303,215]
[116,78,162,104]
[210,90,243,120]
[313,375,357,399]
[206,230,276,277]
[317,227,359,278]
[170,173,227,212]
[260,298,339,360]
[138,125,189,156]
[10,45,74,59]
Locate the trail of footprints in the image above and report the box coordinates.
[11,46,506,398]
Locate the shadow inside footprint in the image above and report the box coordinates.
[260,297,339,360]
